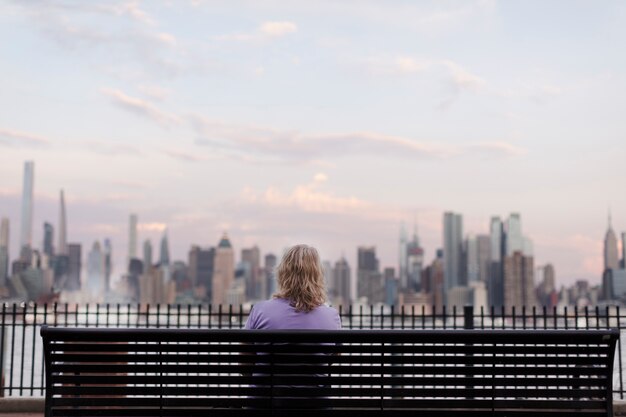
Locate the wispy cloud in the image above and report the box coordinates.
[0,128,50,146]
[213,20,298,42]
[259,21,297,37]
[191,116,525,163]
[241,175,370,214]
[82,140,142,156]
[466,141,528,157]
[101,88,181,127]
[162,149,211,162]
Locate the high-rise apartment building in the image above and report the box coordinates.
[189,245,215,300]
[488,217,504,307]
[357,246,383,304]
[143,240,153,269]
[57,190,68,255]
[264,253,277,298]
[43,222,54,257]
[128,214,138,262]
[332,257,351,306]
[504,252,535,308]
[212,234,234,306]
[66,243,82,291]
[505,213,523,256]
[20,161,34,257]
[241,246,261,300]
[604,213,619,271]
[87,241,104,300]
[476,234,491,283]
[443,212,463,292]
[159,230,170,266]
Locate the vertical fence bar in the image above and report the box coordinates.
[40,303,47,395]
[19,304,27,395]
[29,303,37,395]
[564,307,568,330]
[617,306,624,399]
[9,303,16,396]
[0,303,5,397]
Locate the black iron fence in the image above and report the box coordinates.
[1,302,624,398]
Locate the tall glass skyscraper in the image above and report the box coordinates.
[20,161,34,255]
[443,212,463,291]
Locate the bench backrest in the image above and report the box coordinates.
[41,327,619,417]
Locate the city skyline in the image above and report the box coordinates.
[1,1,626,285]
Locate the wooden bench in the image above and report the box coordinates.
[41,326,619,416]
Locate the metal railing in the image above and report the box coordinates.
[0,302,624,398]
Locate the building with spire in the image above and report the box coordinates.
[604,212,619,271]
[20,161,34,259]
[212,233,234,305]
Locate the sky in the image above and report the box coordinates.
[1,0,625,288]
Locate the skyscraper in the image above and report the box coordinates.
[128,214,138,262]
[476,234,491,283]
[443,212,463,292]
[103,239,112,294]
[143,240,153,270]
[357,246,383,304]
[406,224,423,292]
[264,253,277,299]
[505,213,523,256]
[332,257,351,306]
[212,233,234,305]
[241,246,261,300]
[488,216,504,307]
[66,243,82,291]
[87,241,104,300]
[604,213,619,271]
[0,218,9,286]
[504,251,535,308]
[159,230,170,266]
[189,245,215,300]
[20,161,34,256]
[57,190,68,255]
[43,222,54,257]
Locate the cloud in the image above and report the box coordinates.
[259,21,298,37]
[191,116,525,163]
[213,20,297,42]
[441,60,485,92]
[137,84,171,101]
[241,176,370,215]
[101,88,181,127]
[0,128,50,146]
[162,149,211,162]
[366,56,432,75]
[82,140,142,156]
[191,116,454,162]
[466,142,528,157]
[138,222,168,232]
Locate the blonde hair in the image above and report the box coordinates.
[273,244,327,312]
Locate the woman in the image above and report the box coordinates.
[245,244,341,330]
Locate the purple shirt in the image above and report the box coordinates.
[245,298,341,330]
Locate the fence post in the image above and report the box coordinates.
[464,305,474,330]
